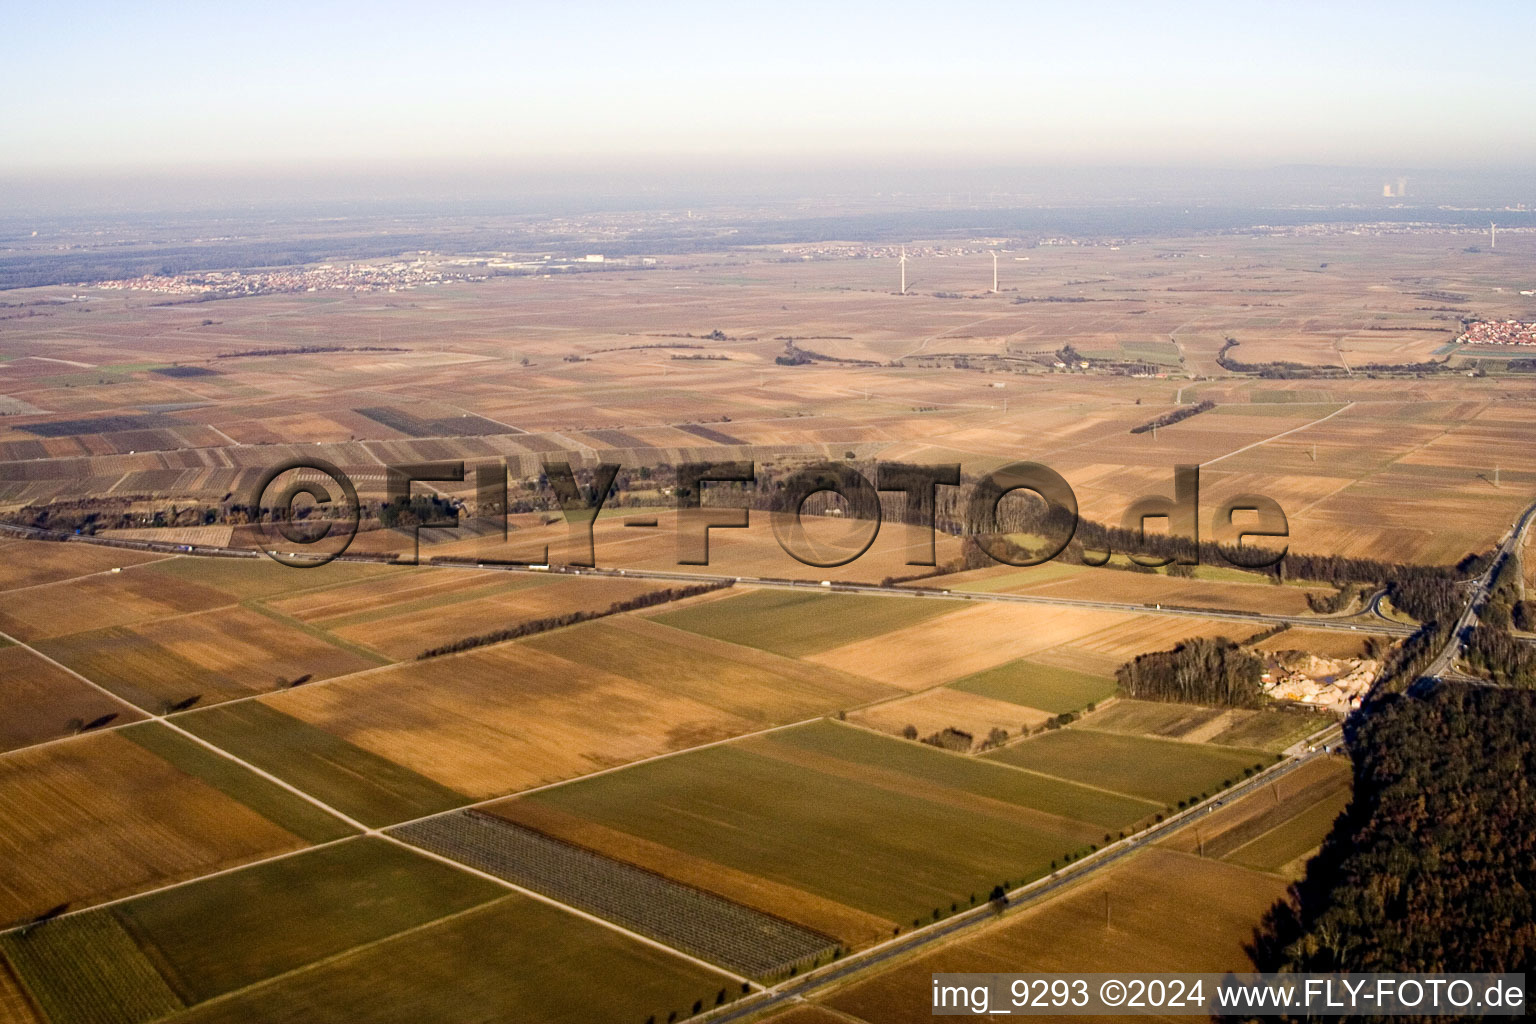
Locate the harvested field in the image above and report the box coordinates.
[824,848,1291,1024]
[948,659,1117,715]
[847,688,1052,748]
[114,837,501,1004]
[137,556,401,601]
[267,615,894,798]
[0,646,146,753]
[985,728,1273,806]
[165,894,736,1024]
[807,603,1134,690]
[0,730,309,925]
[0,542,165,593]
[174,702,468,828]
[263,567,535,622]
[1254,626,1394,660]
[0,569,231,642]
[505,720,1154,936]
[1034,615,1268,675]
[393,811,837,978]
[1159,754,1350,876]
[650,587,962,658]
[323,574,674,660]
[120,723,355,844]
[36,606,380,711]
[0,952,43,1024]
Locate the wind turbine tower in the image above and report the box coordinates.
[1491,223,1497,249]
[991,251,998,293]
[899,246,908,295]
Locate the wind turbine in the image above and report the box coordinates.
[1491,222,1497,249]
[899,245,908,295]
[991,251,998,293]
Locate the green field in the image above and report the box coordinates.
[121,722,357,844]
[0,912,184,1024]
[167,895,735,1024]
[519,720,1153,925]
[650,588,960,657]
[948,659,1116,714]
[986,729,1273,806]
[1075,699,1225,739]
[1078,700,1322,754]
[175,703,468,828]
[1205,709,1323,752]
[116,838,501,1003]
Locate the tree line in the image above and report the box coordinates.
[1252,684,1535,976]
[416,582,731,659]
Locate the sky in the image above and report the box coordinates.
[4,0,1533,175]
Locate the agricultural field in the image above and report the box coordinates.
[811,754,1357,1023]
[1,222,1532,1021]
[820,848,1294,1024]
[0,646,146,752]
[984,727,1274,806]
[947,659,1117,715]
[493,719,1159,947]
[1078,698,1325,753]
[164,894,738,1024]
[847,687,1052,748]
[0,729,320,926]
[34,606,381,711]
[0,836,734,1024]
[947,561,1331,617]
[0,567,233,643]
[393,811,837,978]
[172,702,469,828]
[0,542,166,593]
[254,614,895,798]
[649,588,962,659]
[1158,753,1351,877]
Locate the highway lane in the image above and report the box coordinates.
[0,520,1420,639]
[1422,499,1536,680]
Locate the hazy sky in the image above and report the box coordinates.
[5,0,1532,173]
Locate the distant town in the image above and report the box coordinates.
[1457,319,1536,347]
[88,257,490,297]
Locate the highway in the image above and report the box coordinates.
[1422,499,1536,681]
[0,520,1419,639]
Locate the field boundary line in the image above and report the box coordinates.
[699,736,1342,1024]
[151,892,522,1019]
[0,628,150,721]
[0,836,358,939]
[1200,401,1355,468]
[374,833,759,989]
[825,717,1166,809]
[0,628,372,831]
[0,554,175,597]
